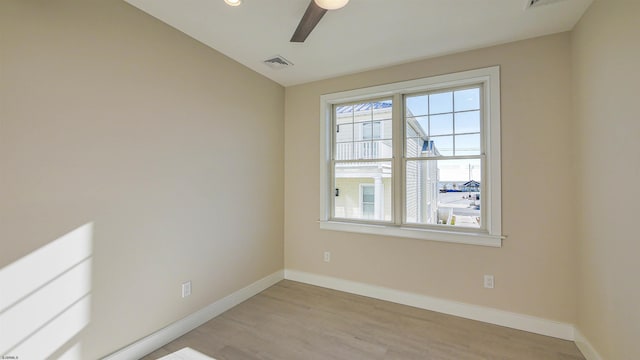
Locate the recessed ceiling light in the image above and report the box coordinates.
[224,0,241,6]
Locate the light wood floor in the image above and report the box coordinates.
[142,280,585,360]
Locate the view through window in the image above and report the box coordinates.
[334,101,392,222]
[404,86,483,228]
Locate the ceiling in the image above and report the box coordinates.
[123,0,593,86]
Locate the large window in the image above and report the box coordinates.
[320,67,502,247]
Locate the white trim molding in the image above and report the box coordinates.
[101,271,284,360]
[574,328,604,360]
[319,220,503,247]
[284,269,574,341]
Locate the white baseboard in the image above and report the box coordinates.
[574,328,604,360]
[102,270,284,360]
[101,269,588,359]
[284,269,575,341]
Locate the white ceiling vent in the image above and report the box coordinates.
[263,55,294,70]
[524,0,567,10]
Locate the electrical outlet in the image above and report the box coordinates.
[182,281,192,298]
[323,251,331,262]
[483,275,494,289]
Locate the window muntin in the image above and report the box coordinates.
[320,66,502,247]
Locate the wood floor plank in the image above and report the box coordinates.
[144,280,585,360]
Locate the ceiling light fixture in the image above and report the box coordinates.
[224,0,241,6]
[313,0,349,10]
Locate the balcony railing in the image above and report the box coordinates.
[336,141,392,160]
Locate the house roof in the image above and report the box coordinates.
[336,101,392,114]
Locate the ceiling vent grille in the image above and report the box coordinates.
[524,0,566,9]
[263,55,294,70]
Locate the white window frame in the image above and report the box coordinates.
[319,66,503,247]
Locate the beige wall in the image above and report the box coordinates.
[285,33,578,323]
[572,0,640,358]
[4,0,637,357]
[0,0,283,358]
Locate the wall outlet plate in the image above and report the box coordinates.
[182,281,192,298]
[484,275,495,289]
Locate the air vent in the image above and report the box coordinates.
[524,0,566,9]
[263,55,294,70]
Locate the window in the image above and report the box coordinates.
[360,184,375,218]
[362,121,382,140]
[320,67,502,247]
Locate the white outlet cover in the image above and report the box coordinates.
[182,281,192,298]
[484,275,495,289]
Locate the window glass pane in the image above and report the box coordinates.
[406,116,428,137]
[455,110,480,134]
[405,159,481,228]
[352,141,371,159]
[362,203,375,217]
[373,140,393,159]
[455,134,481,156]
[373,99,393,120]
[334,161,392,221]
[431,136,454,156]
[336,101,391,161]
[429,114,453,136]
[361,122,373,140]
[429,92,453,114]
[379,119,392,140]
[353,102,373,123]
[406,121,419,137]
[336,123,353,143]
[405,95,428,117]
[406,137,423,157]
[454,88,480,112]
[335,142,352,160]
[335,105,353,125]
[350,140,392,159]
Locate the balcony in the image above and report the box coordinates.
[335,141,392,161]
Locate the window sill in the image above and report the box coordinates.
[319,220,503,247]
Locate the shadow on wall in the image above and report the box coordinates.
[0,223,94,359]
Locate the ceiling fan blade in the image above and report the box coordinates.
[290,0,327,43]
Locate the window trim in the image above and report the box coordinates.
[319,66,503,247]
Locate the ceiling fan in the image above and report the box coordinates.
[290,0,349,43]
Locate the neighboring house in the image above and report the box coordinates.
[333,102,439,224]
[463,180,480,192]
[334,102,393,221]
